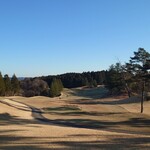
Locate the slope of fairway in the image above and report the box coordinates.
[0,87,150,149]
[0,99,33,120]
[8,87,150,134]
[1,98,149,149]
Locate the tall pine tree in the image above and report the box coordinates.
[0,72,5,96]
[11,74,20,95]
[4,74,12,96]
[106,63,124,95]
[49,78,63,97]
[129,48,150,113]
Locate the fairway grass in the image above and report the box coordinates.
[0,87,150,149]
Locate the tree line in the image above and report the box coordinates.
[22,71,106,97]
[0,71,107,97]
[0,48,149,113]
[0,74,64,98]
[0,73,20,96]
[40,71,106,88]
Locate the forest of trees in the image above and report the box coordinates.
[40,71,106,89]
[0,71,106,97]
[0,48,149,113]
[0,73,20,96]
[20,71,106,97]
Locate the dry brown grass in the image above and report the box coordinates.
[0,87,150,149]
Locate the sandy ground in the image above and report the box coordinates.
[0,87,150,149]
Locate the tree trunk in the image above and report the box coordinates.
[141,80,145,113]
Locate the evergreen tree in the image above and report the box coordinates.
[0,72,5,96]
[11,74,20,95]
[93,79,97,87]
[57,78,64,91]
[4,74,12,96]
[49,78,63,97]
[129,48,150,113]
[106,63,124,95]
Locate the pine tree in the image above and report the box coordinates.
[57,79,64,91]
[129,48,150,113]
[11,74,20,95]
[93,80,97,87]
[0,72,5,96]
[49,78,58,97]
[106,63,124,95]
[4,74,12,96]
[49,78,63,97]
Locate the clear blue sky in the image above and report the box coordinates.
[0,0,150,77]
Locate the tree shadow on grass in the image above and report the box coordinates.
[43,117,150,135]
[0,145,50,150]
[0,113,39,126]
[0,122,51,149]
[0,135,55,150]
[0,113,149,149]
[43,106,80,112]
[0,103,149,136]
[52,136,150,150]
[0,95,149,149]
[0,134,149,150]
[44,111,124,116]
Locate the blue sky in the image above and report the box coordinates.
[0,0,150,77]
